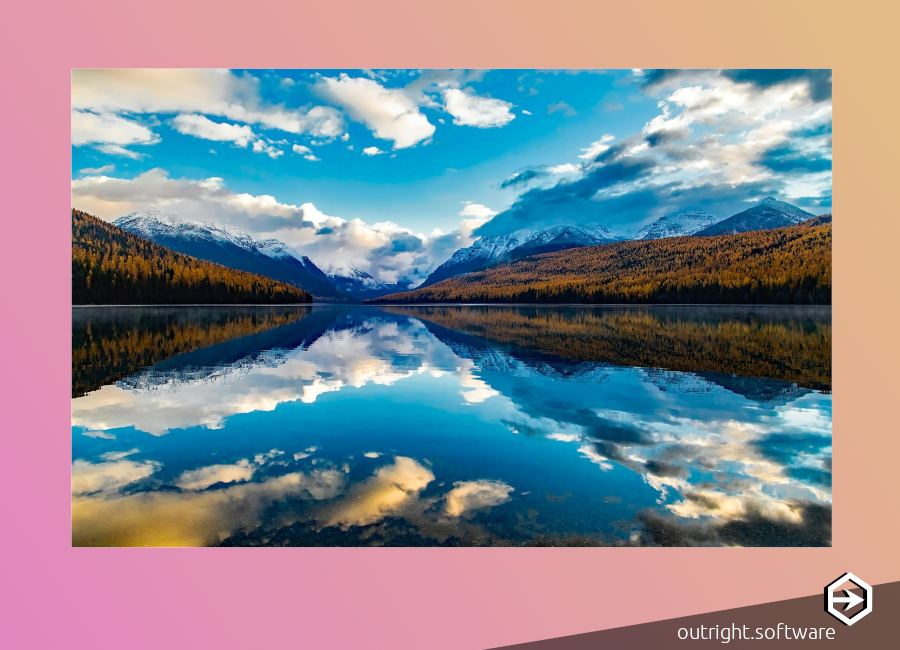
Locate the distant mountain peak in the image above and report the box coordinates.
[635,210,722,240]
[695,198,814,237]
[115,209,296,260]
[114,208,346,300]
[420,222,617,287]
[327,268,413,300]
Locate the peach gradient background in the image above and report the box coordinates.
[3,1,899,648]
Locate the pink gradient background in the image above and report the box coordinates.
[4,1,899,648]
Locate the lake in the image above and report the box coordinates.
[72,305,832,547]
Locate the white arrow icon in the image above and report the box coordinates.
[831,589,864,611]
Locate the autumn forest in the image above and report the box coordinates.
[72,210,311,305]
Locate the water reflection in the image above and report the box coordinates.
[72,305,832,547]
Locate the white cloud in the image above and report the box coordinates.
[72,458,160,496]
[70,168,466,286]
[442,88,515,128]
[521,110,533,115]
[79,164,115,175]
[171,113,255,147]
[458,202,497,237]
[96,144,147,159]
[548,163,580,174]
[578,134,615,160]
[341,133,350,141]
[304,154,321,162]
[322,457,434,529]
[175,460,255,490]
[252,139,284,159]
[314,74,435,149]
[362,146,385,156]
[72,110,160,155]
[292,144,311,154]
[99,449,138,461]
[72,69,344,138]
[443,480,513,517]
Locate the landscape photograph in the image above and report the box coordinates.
[71,68,832,547]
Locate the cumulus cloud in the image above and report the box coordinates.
[321,456,434,529]
[442,88,515,128]
[70,168,471,286]
[458,202,497,236]
[72,110,160,151]
[72,458,160,496]
[175,460,255,490]
[252,138,284,159]
[171,114,255,147]
[362,146,385,156]
[443,480,513,517]
[479,69,831,235]
[73,68,344,138]
[314,73,435,149]
[73,468,347,546]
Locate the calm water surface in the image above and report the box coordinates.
[72,305,832,546]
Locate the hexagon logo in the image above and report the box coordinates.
[824,572,873,626]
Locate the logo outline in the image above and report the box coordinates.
[824,572,873,626]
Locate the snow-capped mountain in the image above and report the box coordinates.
[327,269,414,300]
[635,210,723,240]
[695,198,814,236]
[114,208,346,300]
[420,223,617,288]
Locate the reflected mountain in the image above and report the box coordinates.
[72,305,831,547]
[73,306,314,397]
[385,305,831,390]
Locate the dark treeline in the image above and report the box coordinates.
[385,305,831,390]
[73,210,311,305]
[72,307,311,397]
[372,219,832,305]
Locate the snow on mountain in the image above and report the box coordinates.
[327,268,413,300]
[695,197,815,236]
[635,210,723,240]
[115,208,297,260]
[114,208,346,300]
[421,223,617,287]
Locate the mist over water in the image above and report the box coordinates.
[71,305,832,547]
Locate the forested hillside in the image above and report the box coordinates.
[72,210,312,304]
[372,219,832,305]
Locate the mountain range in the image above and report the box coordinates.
[634,210,722,239]
[371,217,832,305]
[326,269,414,300]
[420,223,617,287]
[114,209,348,301]
[92,197,823,303]
[695,197,813,236]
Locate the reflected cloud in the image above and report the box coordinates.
[73,468,347,546]
[175,460,254,491]
[443,480,514,517]
[320,457,434,529]
[72,305,831,546]
[72,458,159,496]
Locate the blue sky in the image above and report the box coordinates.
[72,68,832,284]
